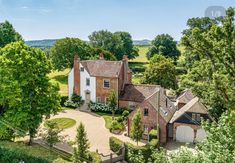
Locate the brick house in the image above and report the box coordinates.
[68,54,132,104]
[125,86,177,144]
[68,54,212,144]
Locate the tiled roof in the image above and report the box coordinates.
[177,89,195,104]
[146,88,177,122]
[81,60,123,78]
[119,84,160,102]
[170,97,209,123]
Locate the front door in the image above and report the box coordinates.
[85,91,91,104]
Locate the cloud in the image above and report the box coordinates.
[21,6,28,9]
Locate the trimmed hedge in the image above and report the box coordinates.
[0,141,63,163]
[109,137,152,162]
[124,142,152,162]
[109,136,124,155]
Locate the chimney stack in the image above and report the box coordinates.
[74,54,80,95]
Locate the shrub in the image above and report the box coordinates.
[89,102,113,113]
[89,152,101,163]
[115,116,124,123]
[148,139,158,147]
[64,94,84,108]
[149,129,157,140]
[110,120,123,131]
[124,143,152,162]
[60,96,68,107]
[122,110,129,117]
[109,137,124,155]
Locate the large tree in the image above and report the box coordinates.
[50,37,94,71]
[180,7,235,119]
[142,55,177,89]
[180,17,218,68]
[0,41,60,144]
[89,30,138,60]
[0,21,22,48]
[147,34,180,60]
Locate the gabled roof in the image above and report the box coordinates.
[177,89,195,104]
[170,97,209,123]
[80,60,123,78]
[146,88,177,122]
[119,84,160,102]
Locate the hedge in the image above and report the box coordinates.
[0,141,63,163]
[124,142,152,162]
[109,137,152,162]
[109,136,124,155]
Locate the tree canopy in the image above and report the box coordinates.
[0,21,22,48]
[147,34,180,60]
[180,7,235,118]
[142,55,177,89]
[89,30,138,60]
[50,37,94,71]
[0,41,60,143]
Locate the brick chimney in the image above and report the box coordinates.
[122,54,129,87]
[73,54,80,95]
[99,52,104,60]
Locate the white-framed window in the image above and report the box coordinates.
[144,125,148,134]
[196,114,201,121]
[96,97,101,103]
[103,79,110,88]
[86,78,90,86]
[192,113,196,121]
[80,67,84,72]
[105,97,108,104]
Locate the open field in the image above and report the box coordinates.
[49,69,69,96]
[130,45,149,62]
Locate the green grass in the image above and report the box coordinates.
[47,118,76,129]
[130,45,149,62]
[0,141,69,162]
[95,112,122,129]
[49,69,70,96]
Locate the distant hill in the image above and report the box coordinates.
[133,39,151,46]
[25,39,57,47]
[25,39,151,48]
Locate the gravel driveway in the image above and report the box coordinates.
[48,109,145,155]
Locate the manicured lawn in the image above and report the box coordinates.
[0,141,70,162]
[47,118,76,129]
[95,112,122,129]
[49,69,70,96]
[130,46,149,62]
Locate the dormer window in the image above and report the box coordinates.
[103,79,110,88]
[80,67,84,72]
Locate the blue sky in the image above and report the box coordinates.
[0,0,234,41]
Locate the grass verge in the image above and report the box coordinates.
[47,118,76,129]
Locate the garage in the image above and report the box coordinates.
[176,126,194,142]
[195,128,207,142]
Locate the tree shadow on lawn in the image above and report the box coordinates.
[52,74,68,84]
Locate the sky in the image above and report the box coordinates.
[0,0,234,41]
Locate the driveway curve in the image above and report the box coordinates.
[49,109,145,155]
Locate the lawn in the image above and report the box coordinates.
[47,118,76,129]
[130,45,149,62]
[0,141,70,162]
[95,112,122,129]
[49,69,70,96]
